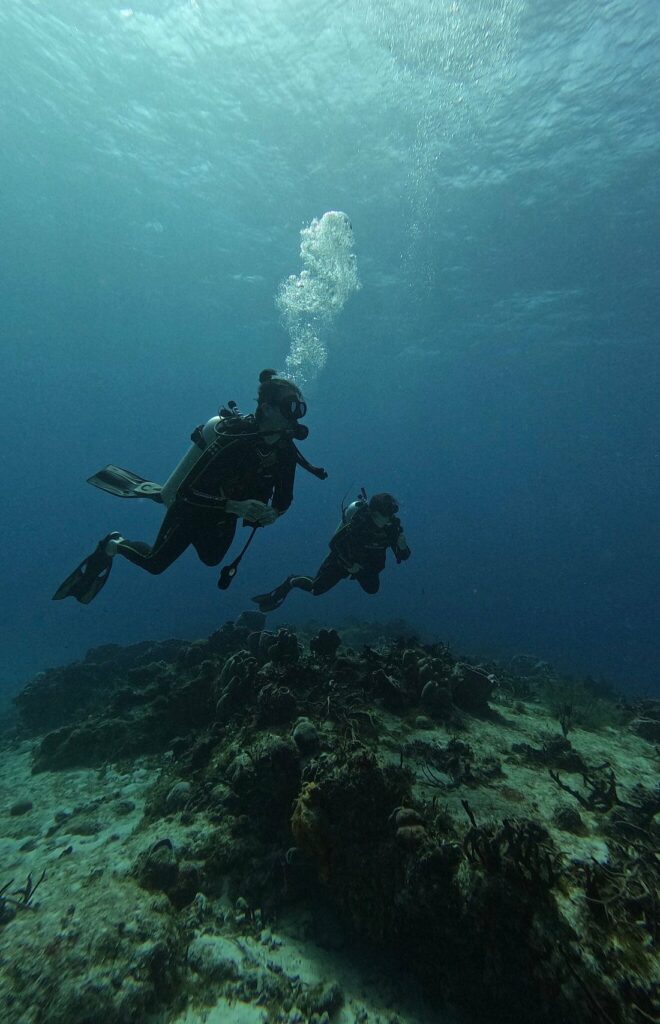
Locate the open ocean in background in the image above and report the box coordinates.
[1,0,658,697]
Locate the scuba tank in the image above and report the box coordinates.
[338,486,368,530]
[87,399,327,516]
[330,487,368,567]
[342,486,368,523]
[160,401,242,507]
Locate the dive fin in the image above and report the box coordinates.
[52,538,114,604]
[251,577,293,613]
[87,465,163,502]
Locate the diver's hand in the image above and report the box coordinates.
[226,499,278,526]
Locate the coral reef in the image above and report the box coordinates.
[2,620,658,1024]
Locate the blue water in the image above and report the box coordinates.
[1,0,658,697]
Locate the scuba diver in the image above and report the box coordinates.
[252,489,411,612]
[53,369,327,604]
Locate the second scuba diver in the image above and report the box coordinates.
[53,369,327,603]
[252,490,411,612]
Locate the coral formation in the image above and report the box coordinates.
[2,619,658,1024]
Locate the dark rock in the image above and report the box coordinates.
[226,752,255,789]
[135,840,179,893]
[10,799,33,816]
[177,640,210,669]
[311,981,344,1015]
[420,681,454,718]
[14,639,185,734]
[169,736,192,759]
[553,803,587,835]
[451,664,494,713]
[216,672,254,721]
[114,799,135,817]
[234,610,266,632]
[401,648,420,684]
[0,903,17,925]
[630,718,660,743]
[187,935,241,980]
[371,669,407,712]
[32,719,131,771]
[63,816,103,836]
[292,718,320,753]
[309,629,341,660]
[634,699,660,721]
[395,824,427,848]
[256,683,298,725]
[171,861,203,908]
[511,736,588,773]
[311,903,346,951]
[227,736,301,834]
[187,737,216,772]
[247,630,263,656]
[260,629,301,664]
[393,807,424,828]
[209,782,238,813]
[165,781,192,811]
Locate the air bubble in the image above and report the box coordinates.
[277,211,360,386]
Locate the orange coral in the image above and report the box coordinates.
[291,782,331,881]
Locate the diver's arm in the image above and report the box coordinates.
[393,527,411,563]
[225,499,278,526]
[271,447,297,514]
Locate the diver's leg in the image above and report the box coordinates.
[252,555,347,612]
[306,554,347,596]
[115,507,191,575]
[356,569,380,594]
[191,521,237,567]
[289,575,314,592]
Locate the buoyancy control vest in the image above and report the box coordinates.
[160,415,231,507]
[161,407,328,509]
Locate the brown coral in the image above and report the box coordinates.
[291,782,331,881]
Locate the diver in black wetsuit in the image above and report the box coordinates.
[53,370,326,603]
[252,492,411,612]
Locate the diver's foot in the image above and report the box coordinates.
[251,576,293,613]
[103,532,124,556]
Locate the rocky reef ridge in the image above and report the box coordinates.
[2,618,658,1024]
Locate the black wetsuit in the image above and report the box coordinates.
[116,416,297,574]
[294,505,411,596]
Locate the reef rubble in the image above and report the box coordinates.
[1,618,658,1024]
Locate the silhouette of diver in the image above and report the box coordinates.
[53,370,327,603]
[252,491,410,612]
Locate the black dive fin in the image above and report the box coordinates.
[87,465,164,503]
[251,577,293,613]
[52,541,113,605]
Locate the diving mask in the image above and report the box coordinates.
[280,395,307,420]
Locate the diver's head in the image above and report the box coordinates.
[368,492,399,526]
[256,368,308,438]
